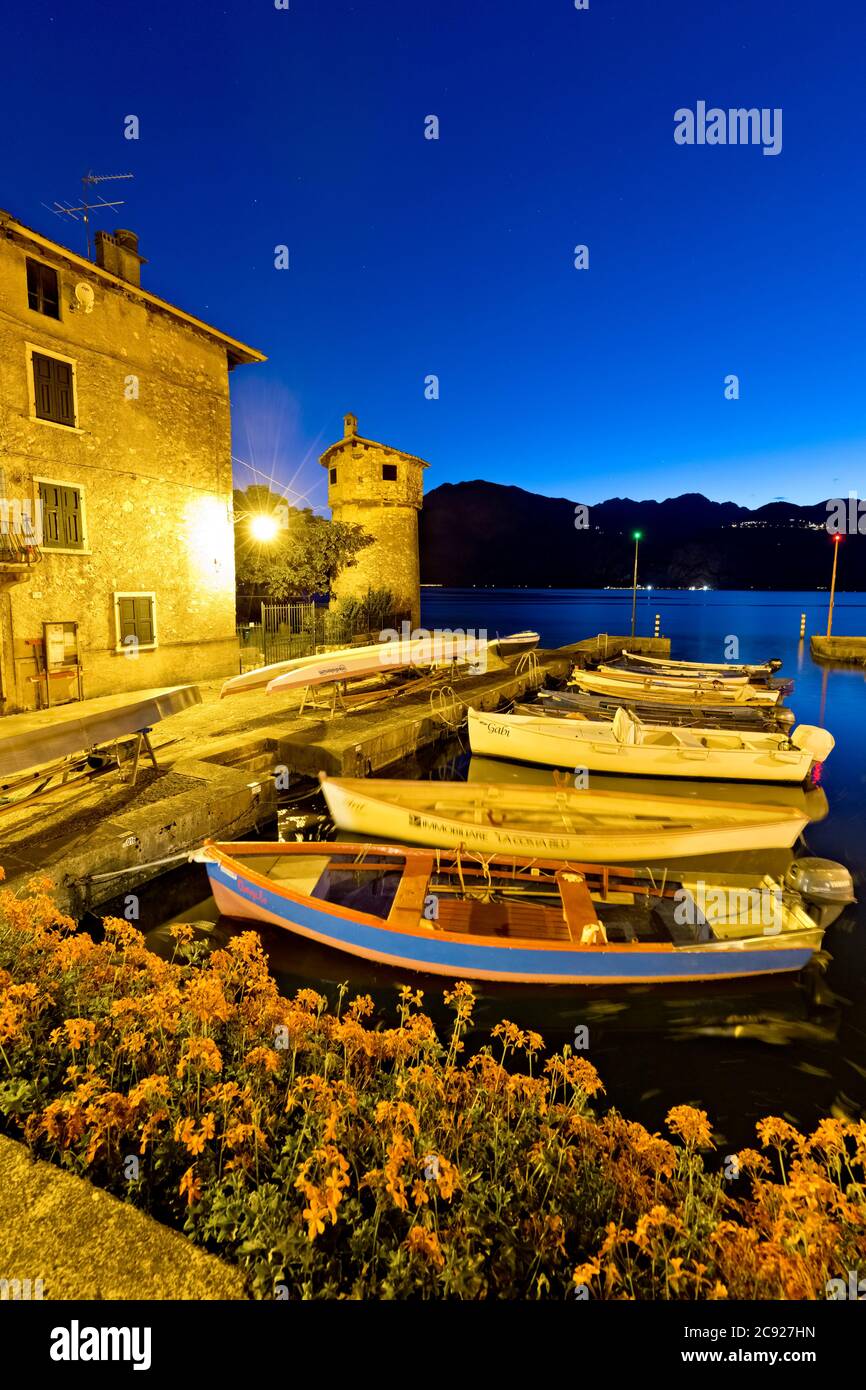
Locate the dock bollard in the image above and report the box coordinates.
[654,614,661,638]
[799,613,806,638]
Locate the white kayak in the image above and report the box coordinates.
[467,707,835,785]
[265,633,493,695]
[222,632,488,698]
[318,774,810,862]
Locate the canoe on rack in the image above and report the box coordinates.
[530,688,796,730]
[572,670,783,707]
[221,633,485,698]
[221,631,537,699]
[194,839,852,985]
[318,774,809,861]
[467,707,834,784]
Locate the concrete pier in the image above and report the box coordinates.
[0,634,668,916]
[810,635,866,666]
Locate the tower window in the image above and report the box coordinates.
[330,468,337,484]
[382,464,397,481]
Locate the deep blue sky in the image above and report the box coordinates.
[4,1,864,507]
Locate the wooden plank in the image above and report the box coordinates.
[556,870,603,942]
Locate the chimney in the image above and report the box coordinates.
[95,228,147,288]
[343,412,358,438]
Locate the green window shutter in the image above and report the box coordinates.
[54,361,73,426]
[32,352,74,426]
[60,486,82,548]
[33,354,55,419]
[37,482,82,550]
[38,483,62,546]
[118,598,138,641]
[117,596,155,646]
[133,596,154,644]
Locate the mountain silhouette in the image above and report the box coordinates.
[419,481,857,589]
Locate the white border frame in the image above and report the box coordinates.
[113,590,158,654]
[25,341,83,433]
[31,474,91,555]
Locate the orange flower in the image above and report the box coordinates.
[405,1226,445,1270]
[756,1116,802,1150]
[666,1105,714,1149]
[244,1046,281,1074]
[176,1037,223,1078]
[179,1165,201,1206]
[61,1018,97,1051]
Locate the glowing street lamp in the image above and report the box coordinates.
[826,533,843,637]
[630,530,642,639]
[249,512,280,543]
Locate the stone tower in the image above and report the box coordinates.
[320,414,428,628]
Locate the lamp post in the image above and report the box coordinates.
[630,530,642,639]
[826,533,843,637]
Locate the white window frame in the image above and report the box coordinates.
[113,590,158,654]
[31,474,91,555]
[25,341,83,433]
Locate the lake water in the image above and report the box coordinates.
[133,589,866,1153]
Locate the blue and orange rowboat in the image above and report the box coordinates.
[192,840,849,986]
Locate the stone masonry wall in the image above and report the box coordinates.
[0,228,240,709]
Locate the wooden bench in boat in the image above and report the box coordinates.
[433,896,572,941]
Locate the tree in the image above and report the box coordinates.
[233,487,373,602]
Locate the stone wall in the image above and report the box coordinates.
[0,226,244,710]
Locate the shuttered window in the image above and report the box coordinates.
[116,595,156,647]
[26,258,60,318]
[32,352,75,426]
[38,482,83,551]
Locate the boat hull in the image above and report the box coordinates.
[468,710,816,784]
[573,671,782,706]
[204,858,820,985]
[319,777,808,860]
[536,689,796,730]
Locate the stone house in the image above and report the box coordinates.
[0,211,264,712]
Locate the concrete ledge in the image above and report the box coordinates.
[0,1135,246,1300]
[810,635,866,665]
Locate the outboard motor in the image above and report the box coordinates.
[784,857,856,929]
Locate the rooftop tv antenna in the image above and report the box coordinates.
[44,172,134,260]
